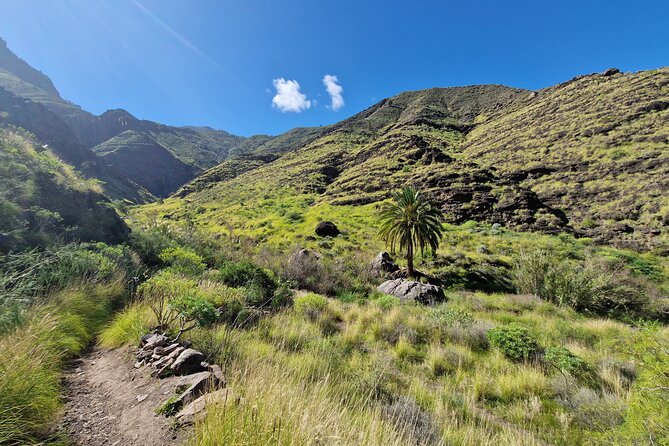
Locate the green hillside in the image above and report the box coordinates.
[0,127,128,252]
[146,69,668,254]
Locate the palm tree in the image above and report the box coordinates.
[378,186,444,279]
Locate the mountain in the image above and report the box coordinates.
[0,37,267,202]
[164,69,668,252]
[0,127,129,253]
[92,130,196,197]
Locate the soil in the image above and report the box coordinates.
[59,347,190,446]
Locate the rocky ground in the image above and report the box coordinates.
[59,347,189,446]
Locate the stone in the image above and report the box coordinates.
[175,388,232,425]
[172,371,221,407]
[170,349,206,375]
[163,343,181,355]
[370,251,399,275]
[136,349,152,361]
[377,279,445,305]
[315,221,340,237]
[142,334,168,351]
[166,346,185,361]
[208,364,225,387]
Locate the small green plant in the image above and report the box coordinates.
[294,293,328,320]
[488,323,540,361]
[544,347,595,382]
[156,395,182,417]
[372,293,401,310]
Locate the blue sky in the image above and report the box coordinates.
[1,0,667,136]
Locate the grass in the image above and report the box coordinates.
[0,280,126,445]
[101,282,668,445]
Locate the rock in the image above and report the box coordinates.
[153,346,165,356]
[602,67,621,76]
[142,334,168,351]
[176,388,232,425]
[172,371,222,407]
[377,279,445,305]
[166,346,185,360]
[208,364,226,387]
[136,349,152,361]
[163,343,181,355]
[170,349,206,376]
[370,251,399,275]
[315,221,340,237]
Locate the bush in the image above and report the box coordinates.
[128,226,176,266]
[488,323,540,361]
[137,271,198,328]
[544,347,596,383]
[168,295,218,341]
[372,293,401,310]
[294,293,328,320]
[158,246,206,275]
[514,249,659,319]
[217,262,277,305]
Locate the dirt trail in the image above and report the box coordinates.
[60,347,189,446]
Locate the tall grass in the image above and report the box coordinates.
[0,280,125,444]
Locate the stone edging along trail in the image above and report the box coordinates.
[60,335,230,446]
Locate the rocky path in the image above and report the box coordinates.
[60,347,189,446]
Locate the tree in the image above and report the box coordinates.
[378,186,444,278]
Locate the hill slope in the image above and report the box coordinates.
[92,130,196,197]
[0,127,129,252]
[162,69,668,252]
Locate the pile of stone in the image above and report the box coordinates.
[135,333,229,424]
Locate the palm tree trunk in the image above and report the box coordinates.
[407,241,414,279]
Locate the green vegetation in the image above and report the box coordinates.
[379,185,444,277]
[0,128,128,252]
[487,323,540,361]
[0,236,136,444]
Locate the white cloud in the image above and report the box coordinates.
[271,78,311,113]
[323,74,344,111]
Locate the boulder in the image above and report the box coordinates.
[377,279,445,305]
[370,251,399,275]
[170,349,206,375]
[315,221,340,237]
[175,388,232,425]
[172,371,222,407]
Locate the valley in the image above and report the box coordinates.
[0,33,668,446]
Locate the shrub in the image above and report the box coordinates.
[137,271,198,328]
[294,293,328,320]
[373,293,401,310]
[158,246,206,275]
[168,295,218,341]
[488,323,540,361]
[128,226,176,266]
[544,347,595,383]
[514,248,658,319]
[217,262,277,305]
